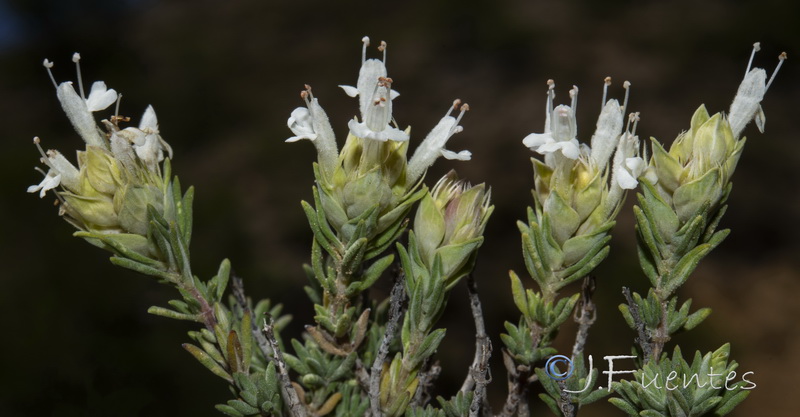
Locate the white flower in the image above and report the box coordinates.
[85,81,118,112]
[286,107,317,142]
[524,80,630,167]
[407,100,471,185]
[284,86,339,178]
[589,99,625,168]
[114,105,173,172]
[46,53,118,149]
[615,156,645,190]
[27,170,61,198]
[728,43,786,139]
[339,37,409,142]
[27,137,81,197]
[523,102,581,159]
[523,133,581,159]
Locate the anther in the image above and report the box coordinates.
[765,51,787,92]
[602,76,611,109]
[746,42,761,76]
[447,101,469,136]
[361,36,370,63]
[622,81,631,116]
[32,137,55,170]
[378,40,387,64]
[546,79,556,114]
[569,85,579,114]
[72,52,86,100]
[626,112,641,136]
[43,59,58,88]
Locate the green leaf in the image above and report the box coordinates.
[147,305,199,322]
[714,390,749,416]
[608,397,639,417]
[182,343,232,383]
[559,246,610,289]
[684,308,712,331]
[109,256,176,282]
[179,185,194,246]
[663,243,714,296]
[359,254,394,292]
[215,404,244,417]
[215,259,231,301]
[509,271,529,319]
[413,328,447,368]
[341,237,368,275]
[228,399,259,415]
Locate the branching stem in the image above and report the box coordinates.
[622,287,652,360]
[369,273,406,416]
[461,275,493,417]
[263,318,306,417]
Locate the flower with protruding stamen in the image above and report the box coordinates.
[406,100,472,185]
[338,37,408,142]
[646,44,786,223]
[521,77,641,277]
[285,36,473,242]
[29,54,178,257]
[285,86,339,179]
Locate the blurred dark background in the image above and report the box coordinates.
[1,0,798,416]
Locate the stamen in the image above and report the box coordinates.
[300,84,313,107]
[569,85,579,115]
[72,53,85,100]
[602,76,611,109]
[745,42,761,76]
[32,137,55,170]
[626,112,641,136]
[42,59,57,88]
[444,99,461,118]
[765,52,787,92]
[361,36,370,63]
[622,81,631,116]
[114,93,123,119]
[378,40,387,64]
[546,79,555,115]
[448,102,469,136]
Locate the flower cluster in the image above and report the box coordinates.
[29,53,173,256]
[518,78,643,288]
[646,44,787,224]
[286,37,472,242]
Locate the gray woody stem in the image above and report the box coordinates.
[571,276,597,360]
[556,276,598,417]
[232,276,274,358]
[263,318,306,417]
[460,274,493,417]
[622,287,652,360]
[369,273,406,416]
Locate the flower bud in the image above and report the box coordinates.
[413,171,492,287]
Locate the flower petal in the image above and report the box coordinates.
[85,81,118,112]
[440,149,471,161]
[28,172,62,198]
[615,166,639,190]
[522,132,551,149]
[339,85,359,97]
[139,105,159,133]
